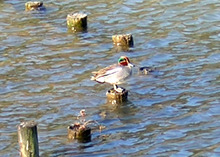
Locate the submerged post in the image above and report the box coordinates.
[66,13,87,32]
[67,123,91,142]
[25,1,44,11]
[112,34,134,47]
[18,121,39,157]
[106,87,128,104]
[138,66,154,75]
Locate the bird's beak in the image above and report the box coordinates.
[128,63,135,67]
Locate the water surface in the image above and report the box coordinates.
[0,0,220,156]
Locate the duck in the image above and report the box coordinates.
[91,56,135,93]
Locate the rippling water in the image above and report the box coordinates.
[0,0,220,156]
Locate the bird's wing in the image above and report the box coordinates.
[93,64,122,78]
[103,66,122,76]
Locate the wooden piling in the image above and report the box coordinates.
[25,1,44,11]
[112,34,134,47]
[67,123,91,142]
[18,121,39,157]
[106,87,128,104]
[139,66,154,75]
[66,13,87,32]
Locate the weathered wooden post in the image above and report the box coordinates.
[18,121,39,157]
[25,1,45,11]
[106,87,128,104]
[66,13,87,32]
[67,110,92,142]
[67,123,91,142]
[112,34,134,47]
[138,67,154,75]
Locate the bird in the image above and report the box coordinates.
[91,56,135,93]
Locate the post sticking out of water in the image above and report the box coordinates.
[112,34,134,47]
[25,1,44,11]
[67,110,92,142]
[106,87,128,104]
[66,13,87,32]
[67,123,91,142]
[18,121,39,157]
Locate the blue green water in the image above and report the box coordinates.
[0,0,220,156]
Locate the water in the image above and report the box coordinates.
[0,0,220,156]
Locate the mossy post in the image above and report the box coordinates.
[66,13,87,32]
[25,1,44,11]
[112,34,134,47]
[67,123,91,142]
[106,87,128,104]
[18,121,39,157]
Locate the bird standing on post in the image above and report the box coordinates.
[91,56,135,93]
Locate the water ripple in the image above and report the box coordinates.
[0,0,220,156]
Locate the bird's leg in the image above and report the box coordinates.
[113,84,123,93]
[113,84,118,91]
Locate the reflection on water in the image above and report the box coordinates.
[0,0,220,156]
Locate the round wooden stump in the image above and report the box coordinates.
[106,87,128,104]
[67,123,91,142]
[112,34,134,47]
[25,1,45,11]
[66,13,87,32]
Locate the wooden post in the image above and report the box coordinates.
[66,13,87,32]
[18,121,39,157]
[139,67,154,75]
[25,1,45,11]
[67,123,91,142]
[106,87,128,104]
[112,34,134,47]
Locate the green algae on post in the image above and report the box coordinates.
[112,34,134,47]
[66,13,87,32]
[18,121,39,157]
[25,1,45,11]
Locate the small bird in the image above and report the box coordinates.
[91,56,135,92]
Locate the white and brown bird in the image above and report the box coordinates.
[91,56,134,92]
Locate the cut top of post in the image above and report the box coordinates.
[19,121,37,128]
[67,13,87,19]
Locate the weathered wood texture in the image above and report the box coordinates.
[25,1,44,11]
[67,123,91,142]
[66,13,87,32]
[112,34,134,47]
[18,121,39,157]
[106,87,128,104]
